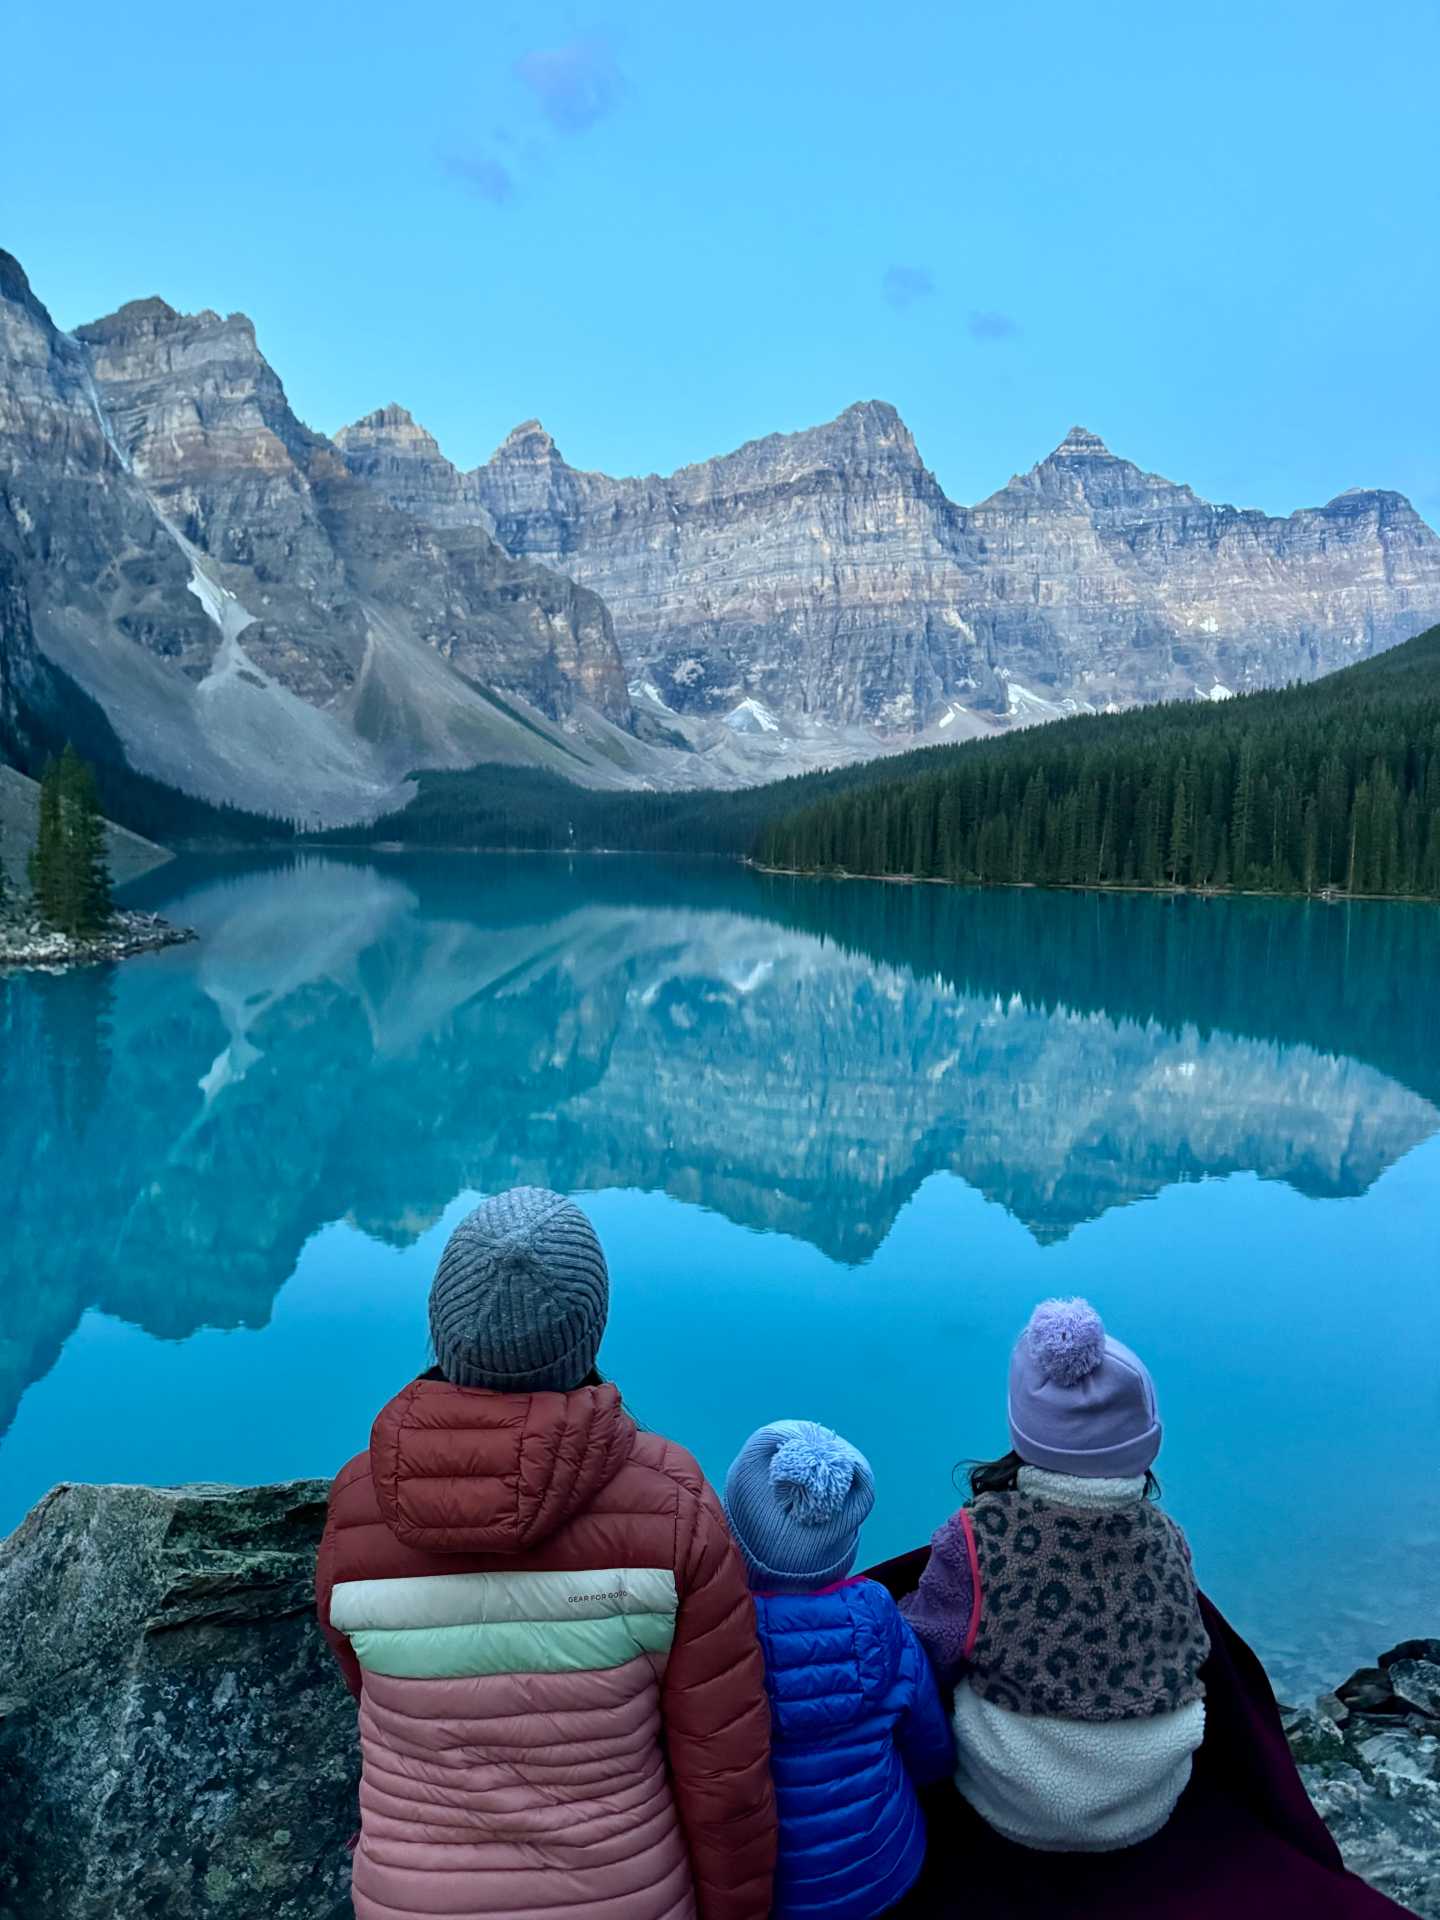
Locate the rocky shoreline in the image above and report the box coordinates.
[0,1481,1433,1918]
[1285,1649,1440,1915]
[0,906,195,971]
[749,860,1432,907]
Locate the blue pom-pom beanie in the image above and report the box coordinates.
[723,1419,876,1593]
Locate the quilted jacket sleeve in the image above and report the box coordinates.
[315,1462,363,1702]
[661,1482,776,1920]
[894,1612,956,1784]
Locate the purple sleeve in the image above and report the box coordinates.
[898,1509,975,1692]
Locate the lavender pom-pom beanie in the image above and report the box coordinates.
[1007,1298,1161,1479]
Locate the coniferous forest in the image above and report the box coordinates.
[23,625,1440,905]
[756,626,1440,899]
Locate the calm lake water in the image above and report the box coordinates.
[1,853,1436,1697]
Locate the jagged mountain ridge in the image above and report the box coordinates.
[0,254,654,824]
[5,239,1439,825]
[340,398,1440,732]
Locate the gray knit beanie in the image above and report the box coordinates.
[723,1420,876,1594]
[429,1187,609,1392]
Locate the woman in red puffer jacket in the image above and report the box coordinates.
[317,1186,776,1920]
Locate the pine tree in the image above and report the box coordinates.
[1231,740,1255,885]
[29,757,65,922]
[61,746,113,935]
[28,747,113,936]
[1168,773,1191,885]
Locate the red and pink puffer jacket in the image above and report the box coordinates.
[317,1376,776,1920]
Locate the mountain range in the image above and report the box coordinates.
[3,246,1439,825]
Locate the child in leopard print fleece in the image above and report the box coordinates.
[902,1297,1209,1853]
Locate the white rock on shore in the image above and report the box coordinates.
[0,907,195,972]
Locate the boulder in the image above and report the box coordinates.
[0,1480,357,1919]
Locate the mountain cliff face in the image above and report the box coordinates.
[0,253,634,823]
[333,403,498,533]
[469,402,1005,725]
[76,295,632,722]
[960,427,1440,710]
[0,547,42,756]
[7,239,1440,819]
[429,407,1440,729]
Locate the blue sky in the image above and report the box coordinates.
[5,0,1437,515]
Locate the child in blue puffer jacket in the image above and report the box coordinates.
[723,1421,954,1920]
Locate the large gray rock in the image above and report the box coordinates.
[0,1480,357,1920]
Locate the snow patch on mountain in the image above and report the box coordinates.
[724,697,781,734]
[628,678,675,711]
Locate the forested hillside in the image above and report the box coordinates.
[756,627,1440,898]
[335,757,899,856]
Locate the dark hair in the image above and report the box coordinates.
[963,1449,1160,1501]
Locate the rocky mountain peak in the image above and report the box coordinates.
[992,424,1198,517]
[334,401,499,535]
[806,398,920,467]
[74,296,256,349]
[74,295,179,340]
[664,399,925,502]
[492,419,564,464]
[1053,425,1113,457]
[334,403,440,453]
[0,250,53,329]
[361,402,416,429]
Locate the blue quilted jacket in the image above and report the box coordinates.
[751,1575,955,1920]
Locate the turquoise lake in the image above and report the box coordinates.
[1,854,1436,1698]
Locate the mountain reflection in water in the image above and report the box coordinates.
[1,855,1436,1695]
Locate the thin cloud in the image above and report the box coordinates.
[442,150,516,204]
[968,309,1021,341]
[514,37,624,134]
[882,265,936,311]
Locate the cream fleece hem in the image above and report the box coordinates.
[952,1680,1205,1853]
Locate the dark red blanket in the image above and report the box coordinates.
[866,1549,1413,1918]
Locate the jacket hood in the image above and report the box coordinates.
[755,1581,881,1739]
[369,1377,637,1554]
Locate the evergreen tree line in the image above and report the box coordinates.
[331,759,897,857]
[26,746,115,935]
[758,629,1440,900]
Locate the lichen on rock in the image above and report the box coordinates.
[0,1480,358,1920]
